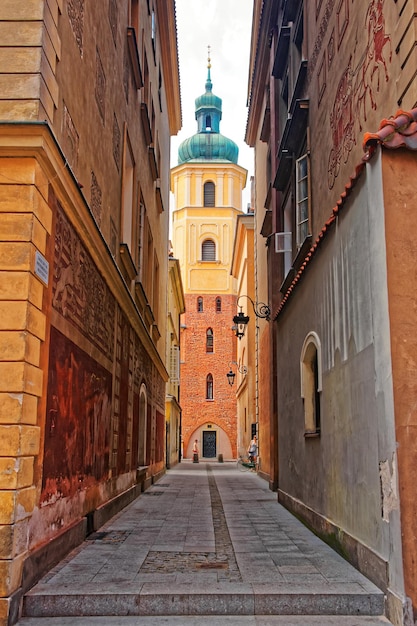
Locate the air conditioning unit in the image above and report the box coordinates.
[275,232,292,253]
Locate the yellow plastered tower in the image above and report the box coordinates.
[171,53,247,460]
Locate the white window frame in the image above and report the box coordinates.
[296,153,309,248]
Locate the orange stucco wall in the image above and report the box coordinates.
[383,148,417,616]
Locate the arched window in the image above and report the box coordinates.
[202,239,216,261]
[206,374,213,400]
[138,384,147,465]
[206,328,213,353]
[197,296,203,312]
[205,115,212,130]
[300,332,322,436]
[204,181,215,207]
[216,297,222,312]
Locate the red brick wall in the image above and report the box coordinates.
[180,293,238,457]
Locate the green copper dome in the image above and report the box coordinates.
[178,61,239,164]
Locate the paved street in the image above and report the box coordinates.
[18,462,392,625]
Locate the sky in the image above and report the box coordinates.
[170,0,254,211]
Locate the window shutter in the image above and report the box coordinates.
[170,345,180,382]
[202,239,216,261]
[204,182,215,207]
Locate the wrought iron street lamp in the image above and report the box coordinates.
[233,295,271,339]
[226,361,248,386]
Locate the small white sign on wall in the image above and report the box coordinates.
[35,251,49,286]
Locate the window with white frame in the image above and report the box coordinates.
[202,239,216,261]
[206,374,213,400]
[204,181,215,207]
[206,328,213,353]
[296,154,309,247]
[170,345,180,382]
[300,332,322,435]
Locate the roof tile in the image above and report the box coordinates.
[363,108,417,155]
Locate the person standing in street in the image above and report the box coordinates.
[248,435,257,462]
[192,439,199,463]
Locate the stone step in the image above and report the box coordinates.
[17,615,394,626]
[22,582,386,619]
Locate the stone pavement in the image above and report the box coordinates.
[17,462,393,625]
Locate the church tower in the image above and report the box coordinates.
[171,54,247,460]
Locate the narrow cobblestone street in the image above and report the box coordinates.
[17,463,392,625]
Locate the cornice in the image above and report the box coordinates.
[156,0,182,135]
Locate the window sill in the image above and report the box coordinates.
[280,267,296,294]
[304,430,320,439]
[119,243,137,281]
[293,236,312,272]
[198,260,220,264]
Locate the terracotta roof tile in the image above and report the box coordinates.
[274,107,417,320]
[363,108,417,155]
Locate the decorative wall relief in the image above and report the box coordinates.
[67,0,84,56]
[52,201,115,360]
[63,103,79,172]
[95,47,106,122]
[108,0,118,45]
[90,170,102,227]
[327,0,391,188]
[113,113,121,170]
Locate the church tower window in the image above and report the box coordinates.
[204,181,215,206]
[202,238,216,261]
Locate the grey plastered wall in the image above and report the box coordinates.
[275,150,404,598]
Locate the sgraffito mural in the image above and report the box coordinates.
[42,194,166,505]
[41,199,116,503]
[327,0,392,189]
[52,201,115,360]
[42,326,112,503]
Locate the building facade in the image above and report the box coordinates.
[0,1,180,624]
[171,60,247,461]
[230,211,258,463]
[165,255,185,468]
[246,0,417,624]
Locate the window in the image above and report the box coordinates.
[202,239,216,261]
[170,345,180,382]
[205,115,212,130]
[137,195,145,275]
[142,214,153,298]
[206,328,213,353]
[151,7,156,54]
[204,181,215,207]
[216,297,222,312]
[138,384,147,465]
[197,297,203,312]
[296,154,309,247]
[153,252,159,321]
[122,133,135,253]
[300,332,322,435]
[206,374,213,400]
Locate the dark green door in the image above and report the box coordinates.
[202,431,216,458]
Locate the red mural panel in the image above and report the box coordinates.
[156,410,164,463]
[117,314,130,474]
[42,326,112,503]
